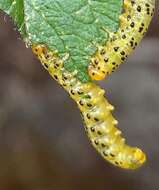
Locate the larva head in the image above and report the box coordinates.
[32,44,46,57]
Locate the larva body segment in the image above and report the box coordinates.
[88,0,155,80]
[32,45,146,169]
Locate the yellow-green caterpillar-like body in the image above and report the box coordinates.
[88,0,155,80]
[31,0,155,169]
[32,45,146,169]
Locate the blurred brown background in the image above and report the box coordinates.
[0,2,159,190]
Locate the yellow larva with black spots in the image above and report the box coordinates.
[32,44,146,169]
[88,0,155,80]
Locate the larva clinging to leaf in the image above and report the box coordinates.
[88,0,155,80]
[32,44,146,169]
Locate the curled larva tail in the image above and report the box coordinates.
[32,44,146,169]
[71,82,146,169]
[88,0,155,80]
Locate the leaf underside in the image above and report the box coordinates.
[0,0,123,82]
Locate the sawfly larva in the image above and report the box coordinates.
[88,0,155,80]
[32,44,146,169]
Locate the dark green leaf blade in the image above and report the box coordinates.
[0,0,123,82]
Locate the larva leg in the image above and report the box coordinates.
[88,0,155,81]
[32,44,146,169]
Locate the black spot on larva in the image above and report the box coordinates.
[131,1,135,6]
[34,48,38,53]
[122,34,126,39]
[44,63,48,68]
[110,153,115,157]
[112,62,116,65]
[145,3,150,7]
[100,49,106,55]
[102,70,106,74]
[87,113,91,119]
[79,100,84,106]
[127,15,131,21]
[55,63,60,68]
[101,143,106,148]
[54,65,57,69]
[97,131,102,135]
[94,59,99,65]
[97,66,100,70]
[146,8,150,15]
[121,57,125,61]
[104,58,109,63]
[88,95,92,99]
[94,118,99,122]
[130,22,135,28]
[45,54,50,59]
[91,127,95,132]
[87,103,92,107]
[103,151,108,157]
[120,51,125,55]
[137,6,141,12]
[62,83,67,87]
[54,75,58,80]
[94,140,99,145]
[139,27,144,33]
[114,47,119,52]
[63,76,68,80]
[70,90,75,95]
[130,41,134,47]
[115,161,119,165]
[78,91,84,95]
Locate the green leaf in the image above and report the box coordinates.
[0,0,123,82]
